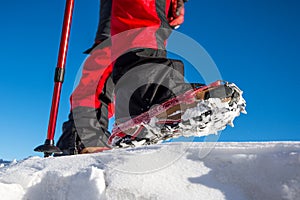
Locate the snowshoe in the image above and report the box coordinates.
[108,80,246,147]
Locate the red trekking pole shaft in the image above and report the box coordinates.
[47,0,74,141]
[34,0,75,156]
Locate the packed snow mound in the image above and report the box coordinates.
[1,142,300,200]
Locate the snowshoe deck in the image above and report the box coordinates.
[108,80,246,147]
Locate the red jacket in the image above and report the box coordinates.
[111,0,172,58]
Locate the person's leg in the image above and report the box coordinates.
[56,48,114,155]
[113,49,188,121]
[111,0,189,122]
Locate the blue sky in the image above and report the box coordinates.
[0,0,299,160]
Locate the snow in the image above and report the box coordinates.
[1,142,300,200]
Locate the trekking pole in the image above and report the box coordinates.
[34,0,75,157]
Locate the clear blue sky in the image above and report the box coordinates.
[0,0,299,160]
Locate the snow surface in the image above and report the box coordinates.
[1,142,300,200]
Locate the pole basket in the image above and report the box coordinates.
[34,139,62,157]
